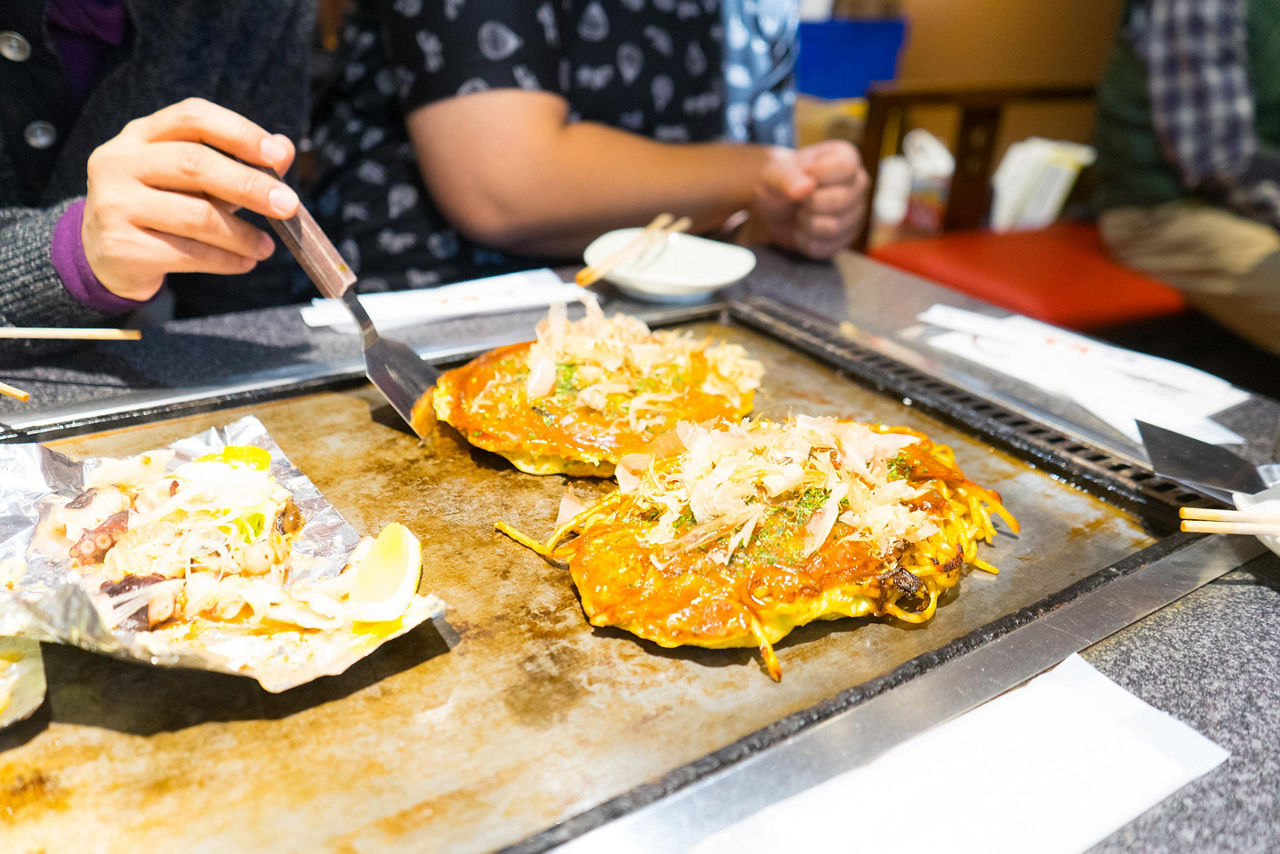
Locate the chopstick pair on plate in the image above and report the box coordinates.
[1179,506,1280,535]
[0,327,140,402]
[575,212,693,288]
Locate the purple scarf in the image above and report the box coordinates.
[46,0,127,102]
[46,1,152,313]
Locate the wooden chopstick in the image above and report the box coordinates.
[1180,507,1280,524]
[0,381,30,402]
[576,213,692,287]
[575,212,674,287]
[1179,505,1280,535]
[1181,520,1280,535]
[0,327,141,341]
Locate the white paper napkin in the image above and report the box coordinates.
[696,654,1228,854]
[300,268,587,334]
[916,305,1249,445]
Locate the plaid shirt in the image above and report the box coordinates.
[1131,0,1280,226]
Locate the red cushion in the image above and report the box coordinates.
[869,222,1187,329]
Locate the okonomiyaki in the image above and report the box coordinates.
[499,415,1018,679]
[422,301,764,476]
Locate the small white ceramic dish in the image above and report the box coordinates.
[582,228,757,303]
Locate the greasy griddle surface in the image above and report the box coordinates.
[0,323,1156,852]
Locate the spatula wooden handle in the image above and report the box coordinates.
[249,163,357,300]
[265,206,358,300]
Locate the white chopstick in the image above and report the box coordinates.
[0,327,141,341]
[1179,506,1280,535]
[0,380,30,402]
[575,213,692,288]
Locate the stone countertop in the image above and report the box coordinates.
[2,249,1278,851]
[1087,563,1280,852]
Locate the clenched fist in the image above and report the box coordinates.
[742,139,870,259]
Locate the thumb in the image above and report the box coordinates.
[795,139,848,168]
[795,139,862,184]
[761,149,817,202]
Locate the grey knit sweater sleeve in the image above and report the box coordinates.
[0,200,122,330]
[0,200,128,363]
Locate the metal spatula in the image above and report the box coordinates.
[1136,419,1266,503]
[265,202,439,439]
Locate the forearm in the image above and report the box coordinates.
[412,101,775,257]
[495,126,770,256]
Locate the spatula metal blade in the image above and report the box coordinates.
[263,197,441,442]
[1135,419,1266,500]
[362,336,439,440]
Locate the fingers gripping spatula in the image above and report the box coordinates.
[265,202,439,439]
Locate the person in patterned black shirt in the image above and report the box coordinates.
[304,0,868,292]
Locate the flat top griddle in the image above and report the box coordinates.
[0,312,1194,854]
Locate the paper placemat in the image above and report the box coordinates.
[915,305,1249,446]
[696,654,1229,854]
[300,268,586,334]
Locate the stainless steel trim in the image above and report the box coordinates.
[0,336,526,440]
[556,534,1264,853]
[2,303,726,442]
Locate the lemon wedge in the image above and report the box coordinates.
[345,523,423,623]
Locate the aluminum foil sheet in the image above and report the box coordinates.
[0,416,445,701]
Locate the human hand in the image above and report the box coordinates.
[81,98,300,301]
[743,140,869,259]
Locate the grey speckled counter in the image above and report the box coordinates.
[2,250,1279,851]
[1087,564,1280,852]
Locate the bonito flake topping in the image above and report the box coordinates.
[499,415,1018,680]
[524,300,763,409]
[429,299,765,476]
[622,416,940,563]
